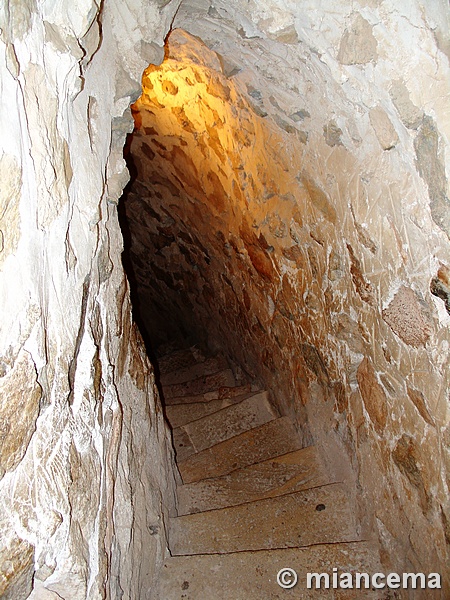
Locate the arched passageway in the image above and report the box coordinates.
[119,25,450,594]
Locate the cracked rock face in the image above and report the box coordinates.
[0,1,179,598]
[0,0,450,598]
[0,349,41,480]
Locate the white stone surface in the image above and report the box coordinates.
[0,1,180,599]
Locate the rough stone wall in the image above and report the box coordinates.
[0,1,179,598]
[125,0,450,592]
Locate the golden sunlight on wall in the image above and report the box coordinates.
[126,29,328,374]
[132,32,305,228]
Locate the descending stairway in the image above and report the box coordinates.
[155,346,382,599]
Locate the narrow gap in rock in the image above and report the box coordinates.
[116,32,384,588]
[118,29,273,401]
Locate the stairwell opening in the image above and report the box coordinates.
[117,27,372,496]
[117,22,450,587]
[118,28,317,442]
[117,30,370,582]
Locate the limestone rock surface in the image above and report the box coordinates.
[0,1,180,598]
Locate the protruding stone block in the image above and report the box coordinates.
[338,14,378,65]
[382,286,433,347]
[369,106,399,150]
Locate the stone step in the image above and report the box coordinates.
[160,355,229,386]
[157,346,207,375]
[169,483,358,555]
[163,368,236,399]
[164,383,253,406]
[176,446,330,515]
[155,541,382,599]
[172,391,277,461]
[165,391,257,429]
[171,428,196,463]
[178,416,303,484]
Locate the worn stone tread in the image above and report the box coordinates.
[155,541,383,599]
[178,416,303,484]
[165,391,258,429]
[172,427,196,463]
[163,368,236,399]
[172,391,277,459]
[176,446,330,515]
[157,346,207,374]
[164,383,254,406]
[160,355,229,386]
[169,483,357,555]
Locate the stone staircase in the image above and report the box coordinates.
[155,346,382,599]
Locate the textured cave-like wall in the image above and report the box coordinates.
[0,1,179,599]
[124,0,450,586]
[0,0,449,597]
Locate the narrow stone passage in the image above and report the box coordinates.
[2,1,450,597]
[118,24,450,594]
[154,345,382,598]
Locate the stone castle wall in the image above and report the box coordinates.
[128,1,450,591]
